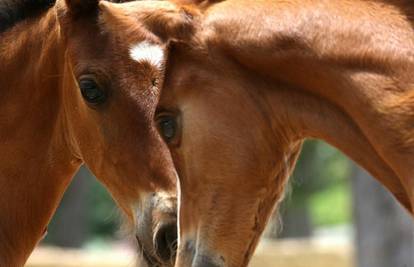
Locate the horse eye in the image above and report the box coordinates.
[157,115,177,142]
[78,78,106,104]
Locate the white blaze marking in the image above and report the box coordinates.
[130,41,164,69]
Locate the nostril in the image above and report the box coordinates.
[154,223,178,263]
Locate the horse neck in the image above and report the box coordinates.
[0,7,80,266]
[200,0,414,212]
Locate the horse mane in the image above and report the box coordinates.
[0,0,140,33]
[0,0,56,33]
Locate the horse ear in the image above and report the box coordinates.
[65,0,100,15]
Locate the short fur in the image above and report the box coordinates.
[134,0,414,266]
[0,0,192,265]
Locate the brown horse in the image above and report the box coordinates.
[143,0,414,266]
[0,0,192,265]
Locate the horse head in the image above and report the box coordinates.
[56,0,194,264]
[150,0,414,266]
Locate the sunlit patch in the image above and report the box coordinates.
[176,173,181,242]
[130,41,164,69]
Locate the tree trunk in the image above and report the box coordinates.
[277,202,313,238]
[352,164,414,267]
[45,166,91,248]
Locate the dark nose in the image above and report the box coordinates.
[154,222,178,262]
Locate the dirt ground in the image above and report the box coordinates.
[250,239,353,267]
[27,238,354,267]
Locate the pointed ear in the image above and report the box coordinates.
[65,0,100,15]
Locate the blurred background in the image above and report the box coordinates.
[27,140,414,267]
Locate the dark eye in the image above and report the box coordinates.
[79,77,106,104]
[157,115,177,142]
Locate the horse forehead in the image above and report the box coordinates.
[129,41,165,69]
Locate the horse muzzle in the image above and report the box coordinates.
[135,192,178,267]
[175,238,226,267]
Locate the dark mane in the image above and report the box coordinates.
[0,0,56,33]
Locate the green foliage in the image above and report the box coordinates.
[86,176,119,238]
[288,140,352,227]
[45,168,119,247]
[291,140,351,192]
[309,180,352,226]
